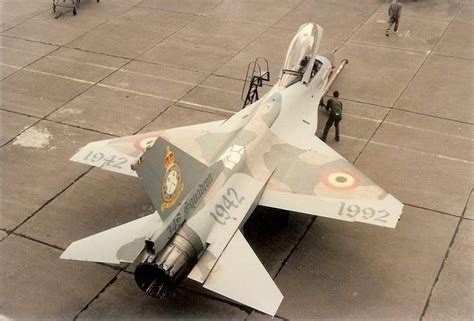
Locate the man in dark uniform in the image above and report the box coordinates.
[320,90,343,142]
[386,0,402,36]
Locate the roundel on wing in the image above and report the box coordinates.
[322,170,360,190]
[134,136,157,152]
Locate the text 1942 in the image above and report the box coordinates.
[83,151,127,169]
[210,188,245,225]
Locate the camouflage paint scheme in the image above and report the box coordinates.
[61,23,403,316]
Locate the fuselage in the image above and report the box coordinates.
[135,54,335,297]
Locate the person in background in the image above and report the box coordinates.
[386,0,402,37]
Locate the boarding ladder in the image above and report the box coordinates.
[241,57,270,109]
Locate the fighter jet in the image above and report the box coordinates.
[61,23,403,316]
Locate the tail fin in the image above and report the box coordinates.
[135,137,208,220]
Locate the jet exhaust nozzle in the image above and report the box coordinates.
[134,232,198,298]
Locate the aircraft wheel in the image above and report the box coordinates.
[52,4,56,12]
[72,7,76,15]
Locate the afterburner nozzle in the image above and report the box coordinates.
[135,232,198,298]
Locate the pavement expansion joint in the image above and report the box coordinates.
[404,203,466,220]
[12,232,65,251]
[11,167,95,233]
[42,118,118,138]
[431,52,474,62]
[391,107,474,126]
[181,285,254,316]
[420,186,472,319]
[420,215,463,320]
[274,216,317,279]
[348,39,433,54]
[73,271,122,321]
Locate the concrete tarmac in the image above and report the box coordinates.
[1,0,472,320]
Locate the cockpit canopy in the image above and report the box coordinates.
[279,23,321,87]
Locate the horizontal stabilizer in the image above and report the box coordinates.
[203,230,283,316]
[69,120,226,176]
[61,213,162,264]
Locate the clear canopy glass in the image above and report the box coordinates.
[279,24,318,87]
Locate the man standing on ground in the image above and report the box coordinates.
[386,0,402,36]
[320,90,343,142]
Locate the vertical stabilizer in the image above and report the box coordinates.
[135,137,208,220]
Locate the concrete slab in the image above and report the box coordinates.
[1,121,107,230]
[17,169,153,249]
[0,231,7,241]
[213,28,292,84]
[67,7,197,58]
[434,22,474,60]
[169,16,266,53]
[137,40,234,73]
[312,0,382,10]
[1,64,19,79]
[178,75,244,114]
[1,0,50,31]
[105,0,144,5]
[1,110,38,146]
[35,1,132,28]
[395,54,473,123]
[48,46,128,67]
[4,20,86,46]
[0,36,58,70]
[378,1,464,22]
[209,0,299,26]
[244,211,312,278]
[455,3,474,24]
[100,61,207,101]
[351,12,448,53]
[316,99,389,162]
[333,42,426,107]
[2,69,91,117]
[465,191,474,220]
[423,219,473,320]
[140,104,224,132]
[355,141,472,217]
[372,109,473,164]
[48,85,171,136]
[28,48,128,83]
[77,272,248,320]
[275,0,374,41]
[271,206,458,320]
[4,2,131,45]
[138,0,223,15]
[1,14,25,33]
[0,234,117,320]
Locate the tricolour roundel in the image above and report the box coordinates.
[323,170,360,190]
[134,136,157,152]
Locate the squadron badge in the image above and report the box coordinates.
[161,146,184,211]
